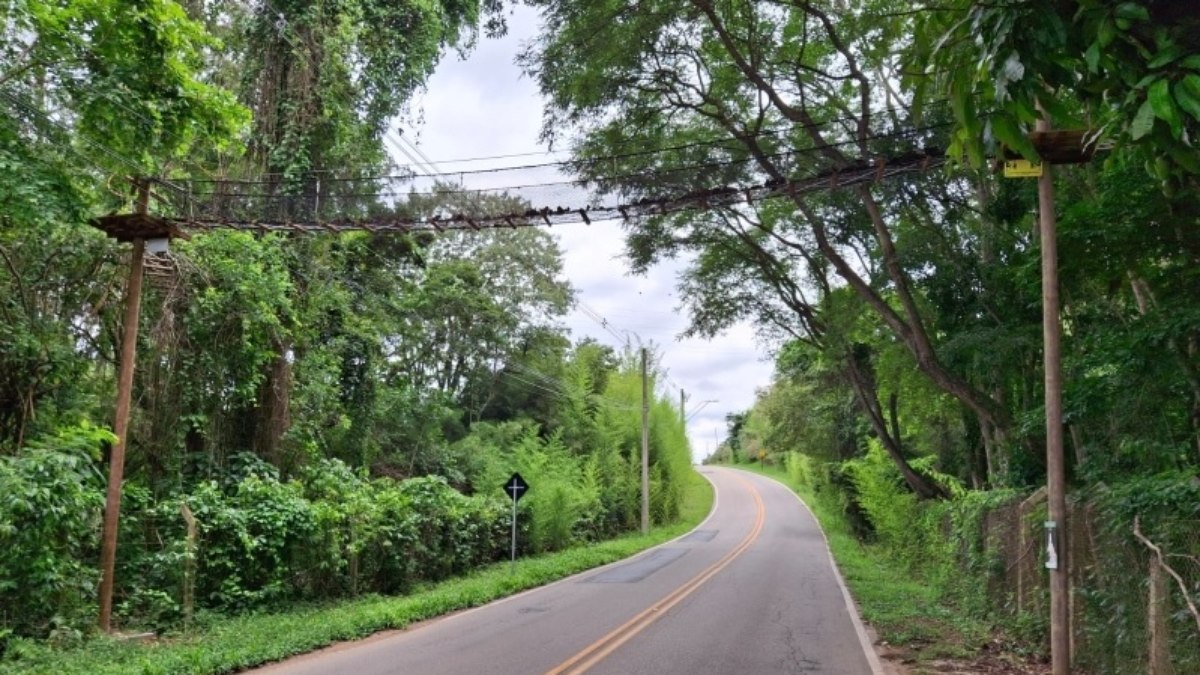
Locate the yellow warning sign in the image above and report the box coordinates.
[1003,159,1043,178]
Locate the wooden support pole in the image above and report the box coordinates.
[97,187,148,632]
[641,347,650,534]
[1037,114,1070,675]
[1148,556,1174,675]
[181,503,197,630]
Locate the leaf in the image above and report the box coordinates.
[1148,79,1183,138]
[991,112,1038,159]
[1013,97,1039,125]
[1166,144,1200,174]
[1176,75,1200,122]
[1146,44,1183,70]
[1130,99,1156,140]
[1085,42,1101,74]
[1114,2,1150,22]
[1097,18,1116,48]
[1181,55,1200,71]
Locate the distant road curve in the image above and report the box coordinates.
[255,467,883,674]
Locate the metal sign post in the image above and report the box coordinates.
[504,472,529,571]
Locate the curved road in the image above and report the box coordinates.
[256,467,882,674]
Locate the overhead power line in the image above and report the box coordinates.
[181,110,951,186]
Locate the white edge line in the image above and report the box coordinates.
[728,467,886,675]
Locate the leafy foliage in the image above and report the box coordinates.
[0,424,113,640]
[0,472,712,674]
[908,0,1200,186]
[0,0,704,652]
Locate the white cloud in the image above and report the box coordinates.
[402,6,775,462]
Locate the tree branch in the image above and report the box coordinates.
[1133,515,1200,634]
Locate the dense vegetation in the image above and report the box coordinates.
[520,0,1200,667]
[0,0,695,657]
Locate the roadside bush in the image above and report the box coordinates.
[504,429,599,553]
[268,461,509,598]
[294,458,375,597]
[2,351,698,641]
[1076,474,1200,674]
[187,468,315,611]
[114,485,189,631]
[396,475,500,580]
[591,446,639,537]
[0,424,111,641]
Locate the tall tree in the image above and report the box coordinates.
[0,0,246,454]
[160,0,508,463]
[521,0,1005,492]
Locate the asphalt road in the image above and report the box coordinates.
[255,467,883,674]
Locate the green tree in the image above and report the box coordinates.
[0,0,248,455]
[907,0,1200,186]
[521,0,1013,489]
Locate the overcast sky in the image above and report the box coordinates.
[398,6,775,461]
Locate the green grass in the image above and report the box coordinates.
[722,461,990,665]
[0,470,714,675]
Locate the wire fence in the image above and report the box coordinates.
[967,486,1200,673]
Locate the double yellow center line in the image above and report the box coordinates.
[545,475,766,675]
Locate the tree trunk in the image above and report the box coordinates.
[844,346,948,500]
[254,339,291,466]
[800,197,1011,441]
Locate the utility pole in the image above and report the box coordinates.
[97,180,150,633]
[641,347,650,534]
[680,389,687,426]
[91,179,182,632]
[1037,113,1069,675]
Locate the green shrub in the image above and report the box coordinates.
[0,423,112,640]
[114,485,189,632]
[186,467,315,611]
[1075,474,1200,674]
[0,350,700,641]
[843,440,920,549]
[531,482,577,552]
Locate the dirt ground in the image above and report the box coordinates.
[877,637,1051,675]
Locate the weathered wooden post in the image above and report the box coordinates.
[91,179,186,632]
[180,502,197,630]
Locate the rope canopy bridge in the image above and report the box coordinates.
[145,149,946,235]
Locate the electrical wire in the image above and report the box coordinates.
[175,120,951,198]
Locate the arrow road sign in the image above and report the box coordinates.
[504,472,530,502]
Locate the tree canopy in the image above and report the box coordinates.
[521,0,1199,491]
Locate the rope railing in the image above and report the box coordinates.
[156,151,945,235]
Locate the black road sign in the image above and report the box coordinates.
[504,472,530,502]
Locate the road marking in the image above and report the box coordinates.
[544,473,765,675]
[740,468,886,675]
